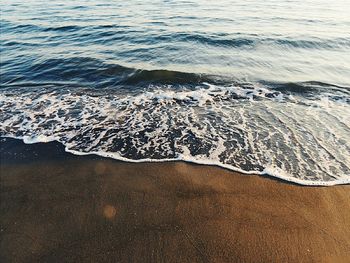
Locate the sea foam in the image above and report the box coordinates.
[1,82,349,186]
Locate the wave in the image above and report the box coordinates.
[0,58,223,87]
[2,57,350,95]
[1,80,349,186]
[43,25,82,32]
[2,19,350,51]
[152,33,350,50]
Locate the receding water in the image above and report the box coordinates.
[1,0,350,185]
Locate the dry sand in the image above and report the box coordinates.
[0,139,349,262]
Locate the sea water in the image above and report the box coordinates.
[1,0,350,185]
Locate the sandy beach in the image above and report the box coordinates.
[2,0,350,262]
[0,138,349,262]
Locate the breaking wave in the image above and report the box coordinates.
[1,79,349,186]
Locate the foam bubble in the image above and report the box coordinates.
[1,83,349,186]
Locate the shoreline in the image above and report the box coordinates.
[1,138,350,262]
[2,136,348,186]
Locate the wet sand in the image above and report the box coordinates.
[1,138,349,262]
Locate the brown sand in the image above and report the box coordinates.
[1,146,350,262]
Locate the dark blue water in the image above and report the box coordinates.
[1,0,350,185]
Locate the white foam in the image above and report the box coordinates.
[22,134,58,144]
[1,83,349,186]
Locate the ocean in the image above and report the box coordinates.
[1,0,349,185]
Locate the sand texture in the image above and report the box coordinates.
[1,139,350,262]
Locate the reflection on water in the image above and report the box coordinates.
[1,0,350,84]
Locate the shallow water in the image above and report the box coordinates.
[1,0,350,185]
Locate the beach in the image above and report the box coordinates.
[1,0,350,262]
[1,138,349,262]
